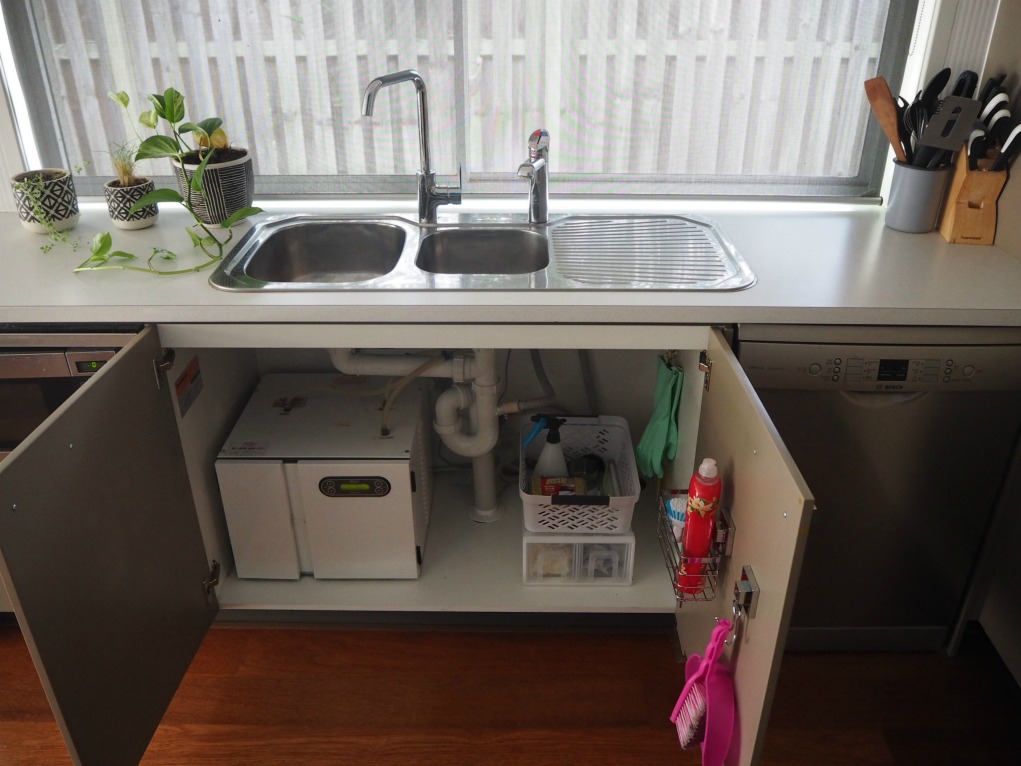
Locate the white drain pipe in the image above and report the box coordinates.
[331,347,503,521]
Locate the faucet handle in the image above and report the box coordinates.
[528,129,550,160]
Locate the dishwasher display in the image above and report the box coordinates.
[215,374,432,580]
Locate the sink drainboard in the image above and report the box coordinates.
[550,215,754,290]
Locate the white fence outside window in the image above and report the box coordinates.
[26,0,891,194]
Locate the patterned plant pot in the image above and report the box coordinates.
[104,177,158,230]
[11,168,80,233]
[172,149,254,227]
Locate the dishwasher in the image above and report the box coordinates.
[0,325,137,614]
[738,325,1021,651]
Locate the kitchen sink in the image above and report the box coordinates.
[415,228,549,274]
[209,213,755,292]
[211,218,413,287]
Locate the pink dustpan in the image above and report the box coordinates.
[670,619,736,765]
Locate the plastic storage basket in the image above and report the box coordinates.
[519,415,641,533]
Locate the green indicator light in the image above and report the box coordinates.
[341,483,371,491]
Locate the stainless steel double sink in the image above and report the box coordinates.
[209,213,756,291]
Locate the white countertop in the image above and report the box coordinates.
[2,197,1020,329]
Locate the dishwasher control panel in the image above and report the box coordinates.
[739,342,1021,391]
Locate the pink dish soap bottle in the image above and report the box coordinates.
[676,458,721,594]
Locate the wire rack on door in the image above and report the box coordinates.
[656,491,734,605]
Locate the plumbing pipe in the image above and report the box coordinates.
[329,348,473,382]
[496,349,557,415]
[432,350,500,458]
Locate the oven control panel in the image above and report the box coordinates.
[740,343,1021,391]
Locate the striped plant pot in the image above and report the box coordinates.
[104,178,158,230]
[11,168,80,233]
[172,150,254,227]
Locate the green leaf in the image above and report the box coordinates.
[129,188,183,215]
[136,134,182,160]
[222,206,264,228]
[91,231,112,259]
[109,90,130,109]
[152,87,185,124]
[138,109,158,129]
[185,228,203,247]
[189,147,215,192]
[195,117,223,137]
[107,250,137,261]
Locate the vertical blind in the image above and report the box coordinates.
[3,0,915,197]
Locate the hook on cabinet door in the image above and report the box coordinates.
[717,565,759,646]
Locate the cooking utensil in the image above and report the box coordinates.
[865,77,908,163]
[918,67,952,112]
[919,96,981,148]
[950,69,978,99]
[896,96,914,164]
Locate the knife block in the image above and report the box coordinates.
[938,149,1008,245]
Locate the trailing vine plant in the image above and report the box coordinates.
[14,167,86,254]
[75,88,262,275]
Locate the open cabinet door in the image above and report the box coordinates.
[0,326,217,765]
[676,329,813,766]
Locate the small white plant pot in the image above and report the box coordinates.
[104,178,159,230]
[172,150,254,227]
[11,168,80,233]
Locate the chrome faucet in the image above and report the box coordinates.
[517,128,550,224]
[361,69,462,224]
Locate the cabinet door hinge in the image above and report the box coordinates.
[699,350,713,390]
[203,560,221,602]
[152,348,176,390]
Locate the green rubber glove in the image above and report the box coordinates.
[664,366,684,462]
[636,357,683,478]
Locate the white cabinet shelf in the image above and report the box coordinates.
[217,473,674,613]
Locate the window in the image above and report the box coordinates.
[1,0,917,198]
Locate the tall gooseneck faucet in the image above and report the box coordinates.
[517,128,550,224]
[361,69,462,224]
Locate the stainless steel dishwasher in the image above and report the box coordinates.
[738,325,1021,651]
[0,325,137,614]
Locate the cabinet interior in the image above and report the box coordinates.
[166,345,707,617]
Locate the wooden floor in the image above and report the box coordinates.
[1,619,1018,765]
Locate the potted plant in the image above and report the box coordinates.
[127,87,255,227]
[104,140,158,229]
[10,168,80,236]
[75,89,260,276]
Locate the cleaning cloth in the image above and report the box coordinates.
[636,356,683,478]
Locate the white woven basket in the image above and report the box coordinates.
[519,416,641,533]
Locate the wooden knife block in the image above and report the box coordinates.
[938,150,1008,245]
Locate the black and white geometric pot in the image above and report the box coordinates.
[11,168,80,233]
[104,177,158,230]
[172,150,254,227]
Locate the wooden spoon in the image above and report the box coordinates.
[865,76,908,163]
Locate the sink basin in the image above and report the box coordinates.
[209,212,754,292]
[415,228,549,274]
[213,218,414,288]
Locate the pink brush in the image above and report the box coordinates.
[670,619,731,751]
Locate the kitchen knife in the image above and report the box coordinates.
[865,77,908,163]
[980,91,1009,124]
[977,73,1008,106]
[968,128,989,170]
[991,123,1021,171]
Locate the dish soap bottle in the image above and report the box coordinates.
[677,458,721,594]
